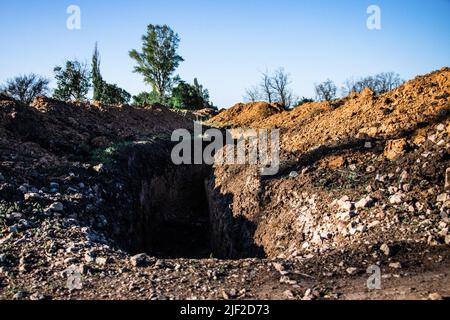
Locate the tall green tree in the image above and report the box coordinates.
[91,43,131,104]
[129,24,184,101]
[92,42,102,101]
[53,60,91,101]
[1,74,49,104]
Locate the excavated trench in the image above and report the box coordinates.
[107,140,264,260]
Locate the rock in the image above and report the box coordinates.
[384,139,407,160]
[436,123,445,132]
[93,164,104,173]
[84,252,96,263]
[364,142,373,149]
[445,235,450,245]
[95,257,110,266]
[0,254,6,264]
[30,293,46,301]
[130,253,149,267]
[380,243,392,256]
[428,293,443,300]
[154,259,166,269]
[437,193,448,203]
[446,168,450,190]
[0,173,4,181]
[289,171,299,178]
[49,202,64,212]
[284,290,295,299]
[366,166,376,173]
[389,262,402,269]
[24,192,42,201]
[346,267,359,275]
[13,291,26,300]
[389,193,404,205]
[355,196,374,209]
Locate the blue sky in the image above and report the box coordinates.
[0,0,449,107]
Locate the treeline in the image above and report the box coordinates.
[245,70,404,108]
[0,24,215,111]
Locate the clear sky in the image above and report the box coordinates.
[0,0,449,108]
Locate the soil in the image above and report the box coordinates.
[1,67,450,300]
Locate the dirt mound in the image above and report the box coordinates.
[0,97,194,179]
[208,67,450,262]
[208,101,285,127]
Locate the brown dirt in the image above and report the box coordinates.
[208,102,285,128]
[1,68,450,301]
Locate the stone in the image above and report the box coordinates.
[93,164,104,173]
[24,193,42,201]
[13,291,26,300]
[437,193,448,203]
[346,267,359,275]
[130,253,149,268]
[154,259,166,269]
[50,182,59,190]
[389,262,402,269]
[49,202,64,212]
[436,123,445,132]
[95,257,110,266]
[389,193,404,205]
[384,139,407,160]
[84,252,96,263]
[289,171,299,178]
[284,290,295,299]
[366,166,376,173]
[30,293,46,301]
[364,142,373,149]
[355,196,374,209]
[428,293,443,301]
[0,173,4,181]
[380,243,392,256]
[445,168,450,190]
[445,235,450,245]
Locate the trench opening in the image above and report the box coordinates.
[108,141,264,260]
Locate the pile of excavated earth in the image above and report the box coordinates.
[0,68,449,300]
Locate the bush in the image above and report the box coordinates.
[1,74,49,104]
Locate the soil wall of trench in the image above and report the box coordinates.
[100,139,265,260]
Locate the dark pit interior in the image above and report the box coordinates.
[105,140,264,260]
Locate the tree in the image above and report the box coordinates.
[244,86,260,102]
[97,83,131,104]
[193,78,211,108]
[92,42,102,101]
[129,24,184,101]
[1,74,49,104]
[260,70,275,103]
[245,68,297,107]
[91,43,131,104]
[270,68,295,108]
[375,72,404,94]
[170,79,212,110]
[295,97,315,107]
[315,79,337,102]
[53,60,91,101]
[342,72,404,96]
[132,90,162,107]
